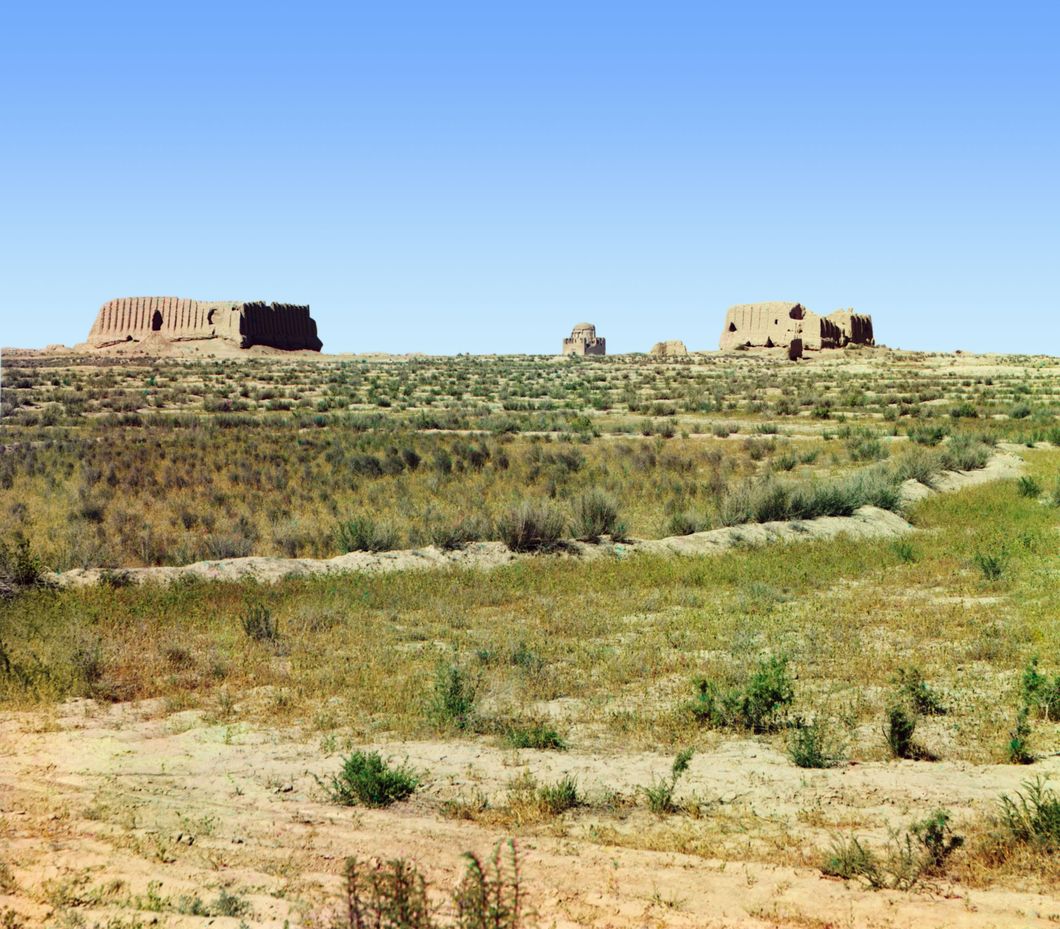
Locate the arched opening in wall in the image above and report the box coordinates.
[207,309,216,324]
[151,310,163,331]
[728,322,737,332]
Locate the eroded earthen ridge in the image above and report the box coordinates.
[87,297,323,351]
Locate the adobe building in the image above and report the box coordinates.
[562,322,606,356]
[719,302,873,356]
[86,297,323,351]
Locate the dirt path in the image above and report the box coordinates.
[1,701,1057,928]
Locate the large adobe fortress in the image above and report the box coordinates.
[719,302,873,356]
[87,296,323,351]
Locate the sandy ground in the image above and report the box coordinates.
[46,452,1024,590]
[1,700,1058,928]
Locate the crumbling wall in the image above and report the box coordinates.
[87,297,322,351]
[719,302,872,353]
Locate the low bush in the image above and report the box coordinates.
[241,603,279,643]
[1017,475,1042,498]
[1020,658,1060,720]
[429,663,478,730]
[1007,706,1034,765]
[992,777,1060,852]
[894,667,947,716]
[322,750,420,807]
[787,718,845,769]
[690,656,794,733]
[496,500,567,552]
[335,516,400,553]
[503,721,567,751]
[641,748,694,814]
[571,487,626,542]
[884,705,934,760]
[940,436,991,471]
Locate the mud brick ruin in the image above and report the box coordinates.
[562,322,606,356]
[719,302,873,357]
[87,297,323,351]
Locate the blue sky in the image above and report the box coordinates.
[1,2,1057,354]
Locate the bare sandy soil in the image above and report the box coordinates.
[2,700,1058,928]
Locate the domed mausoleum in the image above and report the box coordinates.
[562,322,606,356]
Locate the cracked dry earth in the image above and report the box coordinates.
[2,700,1059,928]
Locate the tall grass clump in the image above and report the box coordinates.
[940,435,991,472]
[991,778,1060,852]
[718,470,900,526]
[336,516,400,553]
[497,500,567,552]
[788,718,846,769]
[571,488,626,542]
[641,748,694,814]
[429,663,478,730]
[241,603,279,643]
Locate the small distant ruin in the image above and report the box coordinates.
[719,302,873,357]
[87,297,323,351]
[562,322,606,356]
[649,340,689,357]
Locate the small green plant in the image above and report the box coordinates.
[453,841,523,929]
[341,855,433,928]
[322,750,420,807]
[891,539,919,563]
[992,777,1060,851]
[1020,658,1060,720]
[537,775,581,815]
[503,722,567,751]
[690,656,794,733]
[241,603,279,643]
[821,835,881,885]
[429,663,477,730]
[1007,705,1034,764]
[787,718,845,769]
[973,549,1006,581]
[911,810,964,875]
[894,667,947,716]
[0,537,43,588]
[571,487,626,542]
[641,748,694,814]
[1016,475,1041,498]
[884,704,933,760]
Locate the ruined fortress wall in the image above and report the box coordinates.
[719,302,873,352]
[87,297,322,351]
[239,302,322,351]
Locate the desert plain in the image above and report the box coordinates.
[1,345,1058,928]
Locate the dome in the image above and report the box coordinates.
[571,322,595,333]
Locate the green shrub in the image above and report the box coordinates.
[787,718,845,769]
[429,663,477,730]
[453,841,523,929]
[993,777,1060,851]
[949,402,978,419]
[1017,475,1042,498]
[908,425,949,446]
[891,539,919,563]
[666,510,709,536]
[973,549,1006,581]
[641,748,694,814]
[940,436,991,471]
[241,603,279,643]
[690,656,794,733]
[571,488,626,542]
[496,500,567,552]
[336,516,399,553]
[0,537,44,588]
[884,705,933,760]
[894,667,947,716]
[503,722,567,751]
[323,750,420,807]
[537,775,581,815]
[1020,658,1060,720]
[430,516,491,551]
[1007,706,1034,765]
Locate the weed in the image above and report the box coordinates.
[537,775,581,815]
[787,718,845,769]
[322,750,420,807]
[503,722,566,751]
[571,487,626,542]
[884,705,933,760]
[1007,705,1034,764]
[1020,658,1060,720]
[690,656,794,733]
[496,500,566,552]
[1016,475,1041,498]
[642,748,694,814]
[429,663,477,730]
[336,516,399,553]
[894,667,947,716]
[891,539,919,563]
[973,549,1006,581]
[992,777,1060,851]
[241,603,279,643]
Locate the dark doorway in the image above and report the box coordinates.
[151,310,163,331]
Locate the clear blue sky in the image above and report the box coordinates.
[1,2,1057,354]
